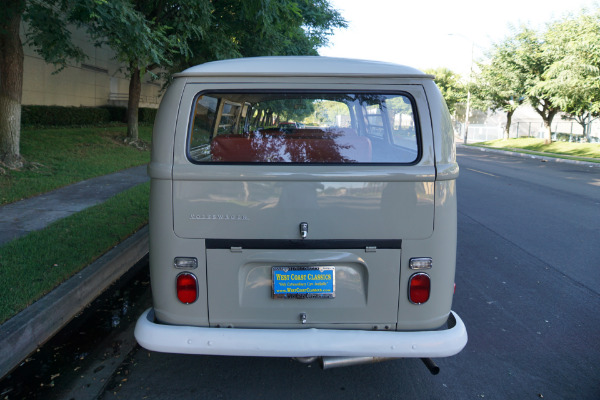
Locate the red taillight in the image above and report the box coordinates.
[409,273,430,304]
[176,273,198,304]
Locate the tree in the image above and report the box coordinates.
[0,0,85,169]
[473,37,528,139]
[511,26,560,144]
[72,0,213,142]
[424,68,465,116]
[541,12,600,142]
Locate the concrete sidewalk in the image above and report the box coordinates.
[0,165,149,245]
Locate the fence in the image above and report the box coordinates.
[457,121,600,143]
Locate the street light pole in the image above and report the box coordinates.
[448,34,474,144]
[464,86,471,144]
[464,41,474,144]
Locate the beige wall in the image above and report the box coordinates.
[21,22,162,108]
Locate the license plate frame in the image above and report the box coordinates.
[272,266,335,299]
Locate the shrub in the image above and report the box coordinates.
[21,106,111,126]
[21,105,158,127]
[139,107,158,124]
[101,106,128,123]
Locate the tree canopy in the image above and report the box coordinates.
[178,0,346,67]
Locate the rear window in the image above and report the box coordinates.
[188,92,420,164]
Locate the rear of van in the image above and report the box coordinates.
[135,57,466,367]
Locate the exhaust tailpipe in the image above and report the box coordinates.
[420,358,440,375]
[318,356,440,375]
[320,356,396,369]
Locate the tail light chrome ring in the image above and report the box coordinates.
[176,272,199,304]
[408,272,431,304]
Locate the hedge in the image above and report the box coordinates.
[21,105,157,127]
[139,107,158,124]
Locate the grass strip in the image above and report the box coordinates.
[0,125,152,205]
[0,182,149,324]
[468,138,600,162]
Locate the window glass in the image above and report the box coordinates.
[189,96,218,161]
[188,92,419,164]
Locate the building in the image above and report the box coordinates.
[20,22,162,109]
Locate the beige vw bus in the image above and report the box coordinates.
[135,57,467,372]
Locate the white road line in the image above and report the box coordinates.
[465,168,498,177]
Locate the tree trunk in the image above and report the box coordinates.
[542,113,557,144]
[541,121,551,144]
[127,65,141,141]
[533,102,558,145]
[253,109,262,128]
[0,2,25,169]
[584,113,591,143]
[504,109,514,140]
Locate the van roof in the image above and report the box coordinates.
[175,56,434,79]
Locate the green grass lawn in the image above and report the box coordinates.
[0,182,149,324]
[470,138,600,162]
[0,125,152,323]
[0,125,152,205]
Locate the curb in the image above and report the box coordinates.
[459,144,600,167]
[0,226,149,379]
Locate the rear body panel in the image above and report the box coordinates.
[173,179,434,240]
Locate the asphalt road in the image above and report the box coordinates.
[98,148,599,400]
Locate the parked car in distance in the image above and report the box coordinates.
[277,121,300,130]
[135,56,467,372]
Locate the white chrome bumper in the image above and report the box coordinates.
[134,308,467,358]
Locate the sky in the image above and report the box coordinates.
[319,0,598,76]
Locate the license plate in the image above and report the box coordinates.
[272,266,335,299]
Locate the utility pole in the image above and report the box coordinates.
[463,41,474,144]
[448,34,475,144]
